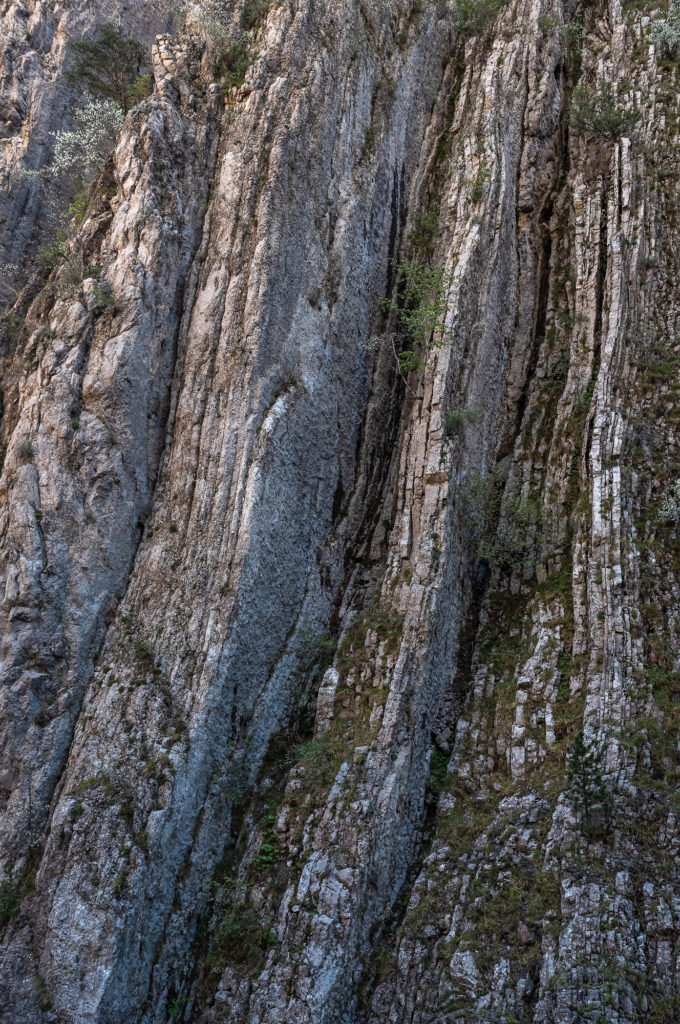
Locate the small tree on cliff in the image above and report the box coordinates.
[569,82,641,143]
[67,25,148,113]
[566,731,612,838]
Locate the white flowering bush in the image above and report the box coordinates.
[652,0,680,60]
[49,99,125,181]
[24,98,124,188]
[658,479,680,524]
[181,0,230,42]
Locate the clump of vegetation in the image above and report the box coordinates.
[566,731,612,838]
[244,0,273,30]
[569,81,641,142]
[444,407,480,438]
[294,736,346,790]
[67,25,148,113]
[658,479,680,524]
[32,974,52,1012]
[377,258,453,376]
[296,628,337,673]
[111,868,128,894]
[425,749,449,795]
[23,98,124,193]
[207,878,277,971]
[0,878,18,924]
[182,0,230,42]
[462,469,541,572]
[213,39,253,90]
[133,639,156,674]
[452,0,504,38]
[652,0,680,60]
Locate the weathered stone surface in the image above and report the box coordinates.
[1,0,680,1022]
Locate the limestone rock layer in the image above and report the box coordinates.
[1,1,679,1023]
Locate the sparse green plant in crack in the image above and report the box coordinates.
[425,748,449,795]
[566,731,612,839]
[32,974,52,1012]
[444,406,480,439]
[296,628,337,674]
[214,39,253,91]
[90,280,117,316]
[466,162,490,203]
[67,25,148,113]
[461,469,541,572]
[408,204,440,263]
[569,82,641,142]
[207,878,277,971]
[452,0,504,38]
[134,639,156,675]
[244,0,273,31]
[0,877,18,924]
[35,242,67,272]
[250,807,280,873]
[294,737,345,790]
[17,439,35,463]
[376,258,453,378]
[111,868,128,894]
[168,996,189,1019]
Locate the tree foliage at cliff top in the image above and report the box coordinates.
[67,25,148,113]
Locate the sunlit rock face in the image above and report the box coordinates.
[1,1,679,1023]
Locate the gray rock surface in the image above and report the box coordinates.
[1,0,679,1022]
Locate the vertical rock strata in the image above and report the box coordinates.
[0,0,679,1023]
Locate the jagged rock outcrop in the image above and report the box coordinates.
[0,0,175,307]
[1,0,680,1023]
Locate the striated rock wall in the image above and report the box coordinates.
[1,0,680,1022]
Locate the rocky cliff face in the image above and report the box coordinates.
[1,0,679,1022]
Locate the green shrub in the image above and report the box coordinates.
[452,0,504,38]
[208,878,277,970]
[296,629,337,673]
[444,407,480,438]
[244,0,272,30]
[17,439,34,463]
[425,749,449,795]
[112,868,128,894]
[462,470,541,571]
[214,39,252,90]
[126,74,153,107]
[569,82,641,142]
[0,879,18,923]
[133,639,155,674]
[67,25,148,113]
[35,243,67,271]
[566,731,612,838]
[379,258,452,375]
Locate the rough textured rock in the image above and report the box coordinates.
[1,0,680,1022]
[0,0,175,307]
